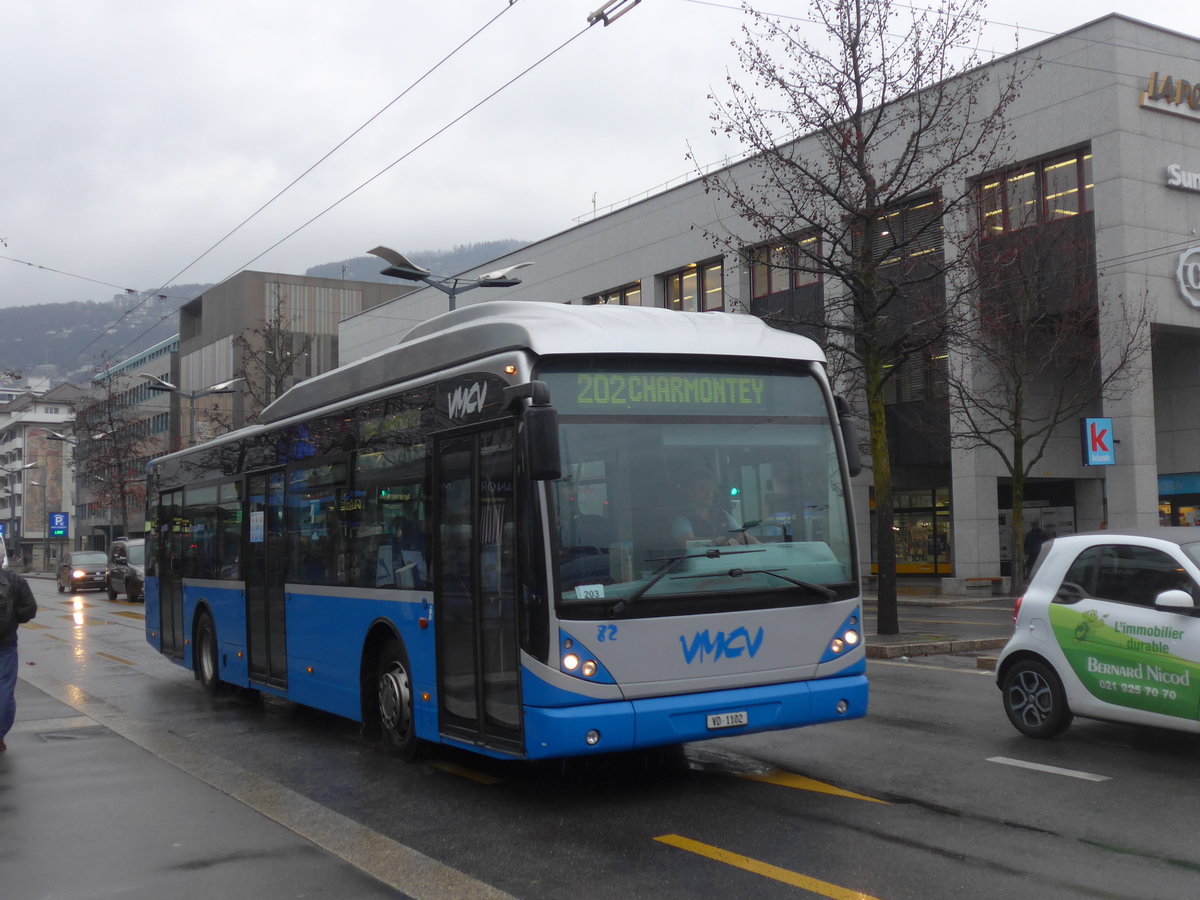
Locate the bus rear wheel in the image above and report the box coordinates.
[376,638,418,759]
[195,611,225,696]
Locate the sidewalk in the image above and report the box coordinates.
[1,678,411,900]
[861,585,1015,661]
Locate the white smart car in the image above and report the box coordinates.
[997,528,1200,738]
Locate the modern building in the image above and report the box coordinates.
[0,382,87,570]
[68,335,179,548]
[175,271,408,445]
[340,14,1200,585]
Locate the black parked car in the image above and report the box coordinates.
[107,538,146,602]
[57,550,110,593]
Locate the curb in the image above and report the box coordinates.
[866,637,1008,659]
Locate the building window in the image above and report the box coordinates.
[979,149,1093,238]
[586,282,642,306]
[750,236,820,299]
[664,262,723,312]
[746,235,824,339]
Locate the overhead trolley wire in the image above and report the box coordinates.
[40,1,527,371]
[220,17,603,280]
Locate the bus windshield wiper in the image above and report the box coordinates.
[607,546,765,615]
[667,567,836,599]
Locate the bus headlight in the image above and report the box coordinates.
[563,653,581,671]
[829,629,860,655]
[581,660,598,678]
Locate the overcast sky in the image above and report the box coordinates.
[0,0,1182,312]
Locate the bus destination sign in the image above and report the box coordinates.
[563,372,769,414]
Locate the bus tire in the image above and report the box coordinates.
[375,638,418,759]
[1001,658,1072,738]
[194,610,225,696]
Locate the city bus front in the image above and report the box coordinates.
[520,358,866,758]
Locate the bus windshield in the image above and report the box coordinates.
[540,360,855,618]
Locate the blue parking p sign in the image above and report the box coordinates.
[49,512,69,537]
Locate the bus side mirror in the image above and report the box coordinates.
[835,396,862,477]
[504,380,561,482]
[524,405,561,481]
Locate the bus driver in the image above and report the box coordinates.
[670,469,756,547]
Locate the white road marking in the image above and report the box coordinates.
[987,756,1111,782]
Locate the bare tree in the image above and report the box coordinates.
[700,0,1027,633]
[948,219,1152,590]
[73,359,159,541]
[232,280,313,426]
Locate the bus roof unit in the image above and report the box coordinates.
[260,301,823,425]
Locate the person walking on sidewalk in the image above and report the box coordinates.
[0,565,38,751]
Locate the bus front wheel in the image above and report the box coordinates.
[195,611,225,696]
[376,638,418,759]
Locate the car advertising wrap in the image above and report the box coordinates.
[1049,604,1200,719]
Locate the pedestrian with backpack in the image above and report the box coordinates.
[0,564,37,751]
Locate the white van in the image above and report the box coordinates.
[997,528,1200,738]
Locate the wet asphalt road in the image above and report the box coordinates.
[7,576,1200,899]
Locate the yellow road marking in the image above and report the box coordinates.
[655,834,883,899]
[58,614,112,625]
[111,611,146,620]
[432,761,503,785]
[95,652,136,666]
[739,771,887,804]
[20,622,51,630]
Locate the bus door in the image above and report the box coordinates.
[246,470,287,688]
[159,489,185,659]
[434,422,522,752]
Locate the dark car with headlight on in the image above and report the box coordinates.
[57,550,110,593]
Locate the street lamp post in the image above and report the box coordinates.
[28,480,46,571]
[368,246,533,311]
[139,375,244,448]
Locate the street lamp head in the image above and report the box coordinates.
[477,262,535,287]
[46,430,74,443]
[139,373,178,392]
[205,377,244,394]
[368,246,432,282]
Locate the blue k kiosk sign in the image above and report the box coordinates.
[1081,417,1116,466]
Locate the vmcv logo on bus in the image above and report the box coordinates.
[679,626,765,664]
[1177,247,1200,308]
[447,382,488,419]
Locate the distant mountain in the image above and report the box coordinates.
[0,243,528,387]
[0,293,194,385]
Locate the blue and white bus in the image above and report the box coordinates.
[144,301,866,760]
